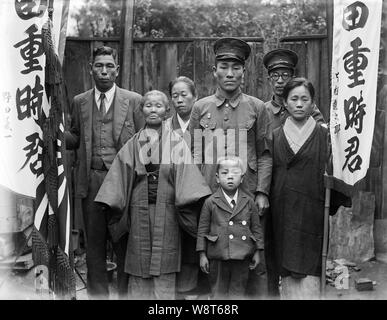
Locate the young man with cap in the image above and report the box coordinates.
[189,38,272,297]
[262,48,325,298]
[263,48,325,130]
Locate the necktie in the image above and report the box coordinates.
[99,93,106,116]
[231,199,236,209]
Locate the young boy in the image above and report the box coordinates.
[196,156,264,299]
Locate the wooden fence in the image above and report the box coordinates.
[63,35,330,119]
[62,35,385,219]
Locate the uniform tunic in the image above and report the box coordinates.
[190,88,272,196]
[270,123,328,277]
[95,121,211,278]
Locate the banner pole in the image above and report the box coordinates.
[321,187,331,298]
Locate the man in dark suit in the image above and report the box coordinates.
[65,46,142,299]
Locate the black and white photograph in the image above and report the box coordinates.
[0,0,386,309]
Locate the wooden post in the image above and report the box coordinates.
[57,0,71,65]
[321,187,331,298]
[380,0,387,219]
[326,0,334,103]
[120,0,136,90]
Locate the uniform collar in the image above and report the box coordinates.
[214,88,242,108]
[269,96,286,115]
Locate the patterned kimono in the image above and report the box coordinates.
[95,120,211,280]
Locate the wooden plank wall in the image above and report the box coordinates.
[63,36,329,114]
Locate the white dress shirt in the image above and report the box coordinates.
[94,83,116,113]
[221,188,238,208]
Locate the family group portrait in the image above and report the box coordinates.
[0,0,386,305]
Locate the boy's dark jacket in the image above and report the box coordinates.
[197,187,263,260]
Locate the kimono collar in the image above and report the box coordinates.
[176,114,190,133]
[269,96,286,115]
[283,117,316,154]
[214,88,242,108]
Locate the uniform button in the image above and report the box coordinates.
[229,234,234,240]
[242,236,246,241]
[205,124,208,128]
[229,221,233,226]
[225,104,229,107]
[242,220,247,225]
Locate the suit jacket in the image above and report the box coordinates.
[65,86,142,198]
[197,188,263,261]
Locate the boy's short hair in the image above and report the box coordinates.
[216,156,246,175]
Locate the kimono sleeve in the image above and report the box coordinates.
[172,133,212,237]
[196,198,212,252]
[174,162,211,207]
[323,126,352,214]
[95,141,135,241]
[249,199,264,250]
[255,101,273,195]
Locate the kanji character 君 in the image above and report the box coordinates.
[342,136,363,173]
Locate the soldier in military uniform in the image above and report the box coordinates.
[263,48,325,130]
[189,37,272,298]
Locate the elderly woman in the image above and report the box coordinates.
[269,78,329,299]
[95,90,211,299]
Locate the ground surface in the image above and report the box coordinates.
[1,253,387,300]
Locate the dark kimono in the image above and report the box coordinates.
[270,122,328,277]
[95,120,212,278]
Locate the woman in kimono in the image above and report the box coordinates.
[95,90,211,299]
[269,78,328,299]
[167,76,200,299]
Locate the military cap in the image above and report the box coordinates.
[213,37,251,64]
[263,48,298,72]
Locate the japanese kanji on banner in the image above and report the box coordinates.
[0,0,75,299]
[329,0,382,196]
[0,0,65,196]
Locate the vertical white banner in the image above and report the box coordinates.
[330,0,382,189]
[0,0,64,197]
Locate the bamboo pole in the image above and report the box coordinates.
[321,187,331,298]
